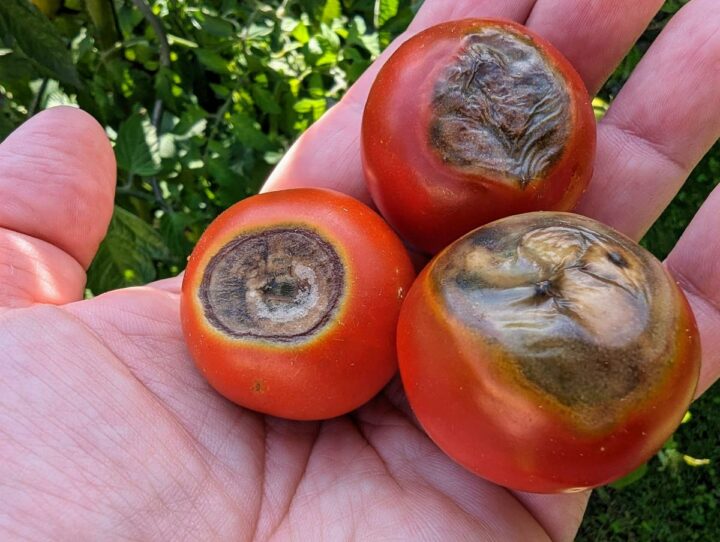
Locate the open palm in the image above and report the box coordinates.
[2,1,720,540]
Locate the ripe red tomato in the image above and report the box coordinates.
[181,188,415,420]
[397,212,700,492]
[362,19,596,254]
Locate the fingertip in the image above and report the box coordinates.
[0,106,116,267]
[29,106,117,184]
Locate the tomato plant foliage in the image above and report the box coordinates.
[0,0,422,291]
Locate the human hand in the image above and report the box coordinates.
[2,1,720,540]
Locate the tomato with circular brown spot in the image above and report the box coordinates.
[397,212,700,493]
[362,19,596,254]
[182,188,415,420]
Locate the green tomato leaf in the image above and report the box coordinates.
[374,0,400,28]
[661,0,688,14]
[245,22,274,40]
[321,0,341,23]
[159,211,193,261]
[0,49,35,80]
[0,0,81,87]
[232,113,273,151]
[291,21,310,44]
[252,86,281,115]
[197,14,235,38]
[86,206,170,294]
[609,463,649,490]
[294,98,326,120]
[348,16,380,58]
[0,111,16,142]
[115,112,161,177]
[194,48,231,74]
[173,105,209,140]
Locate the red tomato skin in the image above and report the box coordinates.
[182,188,415,420]
[397,263,700,493]
[362,18,596,254]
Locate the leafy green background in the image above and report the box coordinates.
[0,0,718,539]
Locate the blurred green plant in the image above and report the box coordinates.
[0,0,718,538]
[0,0,423,290]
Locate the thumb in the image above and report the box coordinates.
[0,106,115,309]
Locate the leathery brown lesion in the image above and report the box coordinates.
[432,215,677,424]
[199,228,344,342]
[429,27,571,187]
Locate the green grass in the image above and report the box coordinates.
[578,390,720,540]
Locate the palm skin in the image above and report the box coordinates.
[2,295,578,540]
[2,1,720,540]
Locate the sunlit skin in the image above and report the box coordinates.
[2,1,720,540]
[398,212,701,493]
[362,19,596,253]
[181,189,415,420]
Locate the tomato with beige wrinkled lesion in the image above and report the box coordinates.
[397,212,700,493]
[181,188,415,420]
[362,18,596,254]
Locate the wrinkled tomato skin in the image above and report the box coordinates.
[397,263,700,493]
[362,19,596,254]
[181,188,415,421]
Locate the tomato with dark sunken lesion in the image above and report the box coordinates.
[397,212,700,493]
[362,18,596,254]
[181,188,416,421]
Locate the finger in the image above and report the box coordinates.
[354,397,561,542]
[511,490,590,542]
[576,0,720,240]
[148,274,183,294]
[665,183,720,397]
[263,0,537,201]
[377,376,590,541]
[525,0,663,94]
[0,107,116,307]
[0,229,85,310]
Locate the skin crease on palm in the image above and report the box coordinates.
[1,0,720,540]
